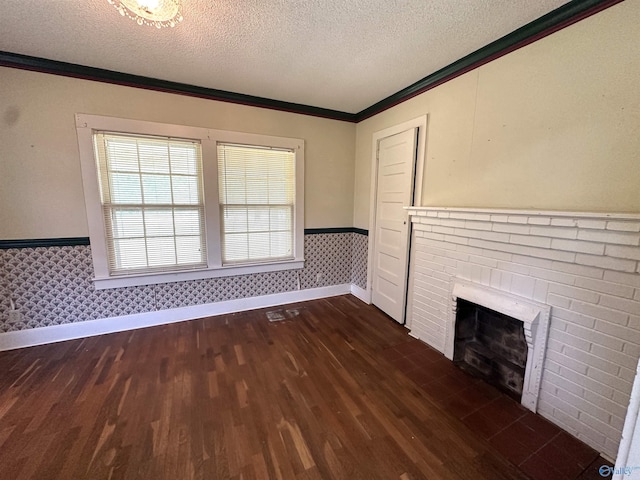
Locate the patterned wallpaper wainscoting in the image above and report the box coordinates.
[302,233,352,289]
[351,231,368,290]
[0,253,10,321]
[3,246,156,331]
[0,232,369,332]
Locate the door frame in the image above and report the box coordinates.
[365,115,428,323]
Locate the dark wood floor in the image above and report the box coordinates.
[0,295,608,479]
[381,333,611,480]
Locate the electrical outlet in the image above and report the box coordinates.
[316,273,323,283]
[8,310,22,324]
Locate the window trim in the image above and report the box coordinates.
[76,114,305,290]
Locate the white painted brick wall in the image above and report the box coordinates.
[406,207,640,460]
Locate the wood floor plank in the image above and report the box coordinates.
[0,295,530,480]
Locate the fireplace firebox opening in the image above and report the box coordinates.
[453,299,529,401]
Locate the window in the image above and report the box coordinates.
[218,143,295,264]
[94,133,206,274]
[76,115,304,289]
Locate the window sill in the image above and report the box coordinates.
[93,259,305,290]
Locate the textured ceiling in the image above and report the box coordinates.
[0,0,569,113]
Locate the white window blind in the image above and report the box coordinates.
[93,132,206,275]
[217,143,295,264]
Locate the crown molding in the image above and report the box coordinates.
[0,0,622,124]
[355,0,623,121]
[0,51,357,123]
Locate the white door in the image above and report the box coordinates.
[371,128,418,323]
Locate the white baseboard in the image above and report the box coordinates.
[0,284,352,352]
[350,284,370,304]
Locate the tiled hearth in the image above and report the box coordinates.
[382,338,614,480]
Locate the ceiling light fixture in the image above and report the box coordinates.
[107,0,183,28]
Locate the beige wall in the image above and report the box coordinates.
[0,69,355,239]
[2,2,638,238]
[354,0,640,229]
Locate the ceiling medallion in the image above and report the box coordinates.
[107,0,183,28]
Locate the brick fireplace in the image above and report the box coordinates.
[406,206,640,460]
